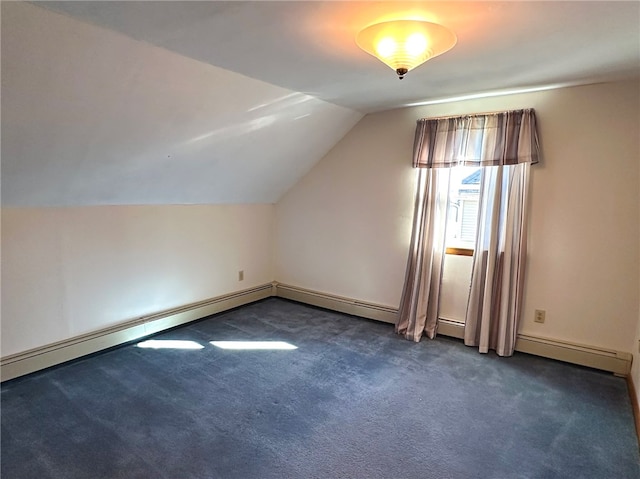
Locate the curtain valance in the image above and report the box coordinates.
[413,108,540,168]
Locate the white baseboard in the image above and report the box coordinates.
[274,283,633,377]
[1,284,274,382]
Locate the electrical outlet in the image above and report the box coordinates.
[534,309,546,324]
[238,270,244,281]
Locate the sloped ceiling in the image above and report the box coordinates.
[1,2,362,206]
[2,1,639,206]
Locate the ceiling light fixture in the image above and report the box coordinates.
[356,20,457,80]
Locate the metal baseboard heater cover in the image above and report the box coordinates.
[275,283,397,324]
[274,282,632,377]
[1,284,274,382]
[2,281,632,381]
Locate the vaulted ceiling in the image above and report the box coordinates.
[3,1,639,206]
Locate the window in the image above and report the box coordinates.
[398,109,538,354]
[445,166,480,255]
[441,166,479,322]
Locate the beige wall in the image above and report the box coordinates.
[1,205,273,356]
[440,255,474,321]
[633,134,640,406]
[275,79,640,353]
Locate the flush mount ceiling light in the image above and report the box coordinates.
[356,20,457,79]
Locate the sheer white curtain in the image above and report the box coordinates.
[396,109,539,355]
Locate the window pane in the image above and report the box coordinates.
[446,166,480,249]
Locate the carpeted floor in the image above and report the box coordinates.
[2,298,639,478]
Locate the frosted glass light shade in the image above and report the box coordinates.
[356,20,457,79]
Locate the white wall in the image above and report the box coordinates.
[275,79,640,353]
[1,205,273,356]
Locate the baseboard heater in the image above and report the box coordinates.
[274,283,398,324]
[274,282,632,377]
[1,283,274,382]
[3,282,632,381]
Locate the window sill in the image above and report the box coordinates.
[445,247,474,257]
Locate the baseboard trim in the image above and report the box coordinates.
[273,283,632,377]
[1,283,273,382]
[274,283,397,324]
[627,374,640,448]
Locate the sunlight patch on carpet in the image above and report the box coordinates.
[210,341,297,350]
[137,340,205,350]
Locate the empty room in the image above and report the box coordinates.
[2,1,640,478]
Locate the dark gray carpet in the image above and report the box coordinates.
[2,298,639,478]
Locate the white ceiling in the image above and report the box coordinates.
[35,1,640,112]
[3,2,639,207]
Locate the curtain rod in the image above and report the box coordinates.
[418,108,534,122]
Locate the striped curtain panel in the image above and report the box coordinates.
[397,109,540,355]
